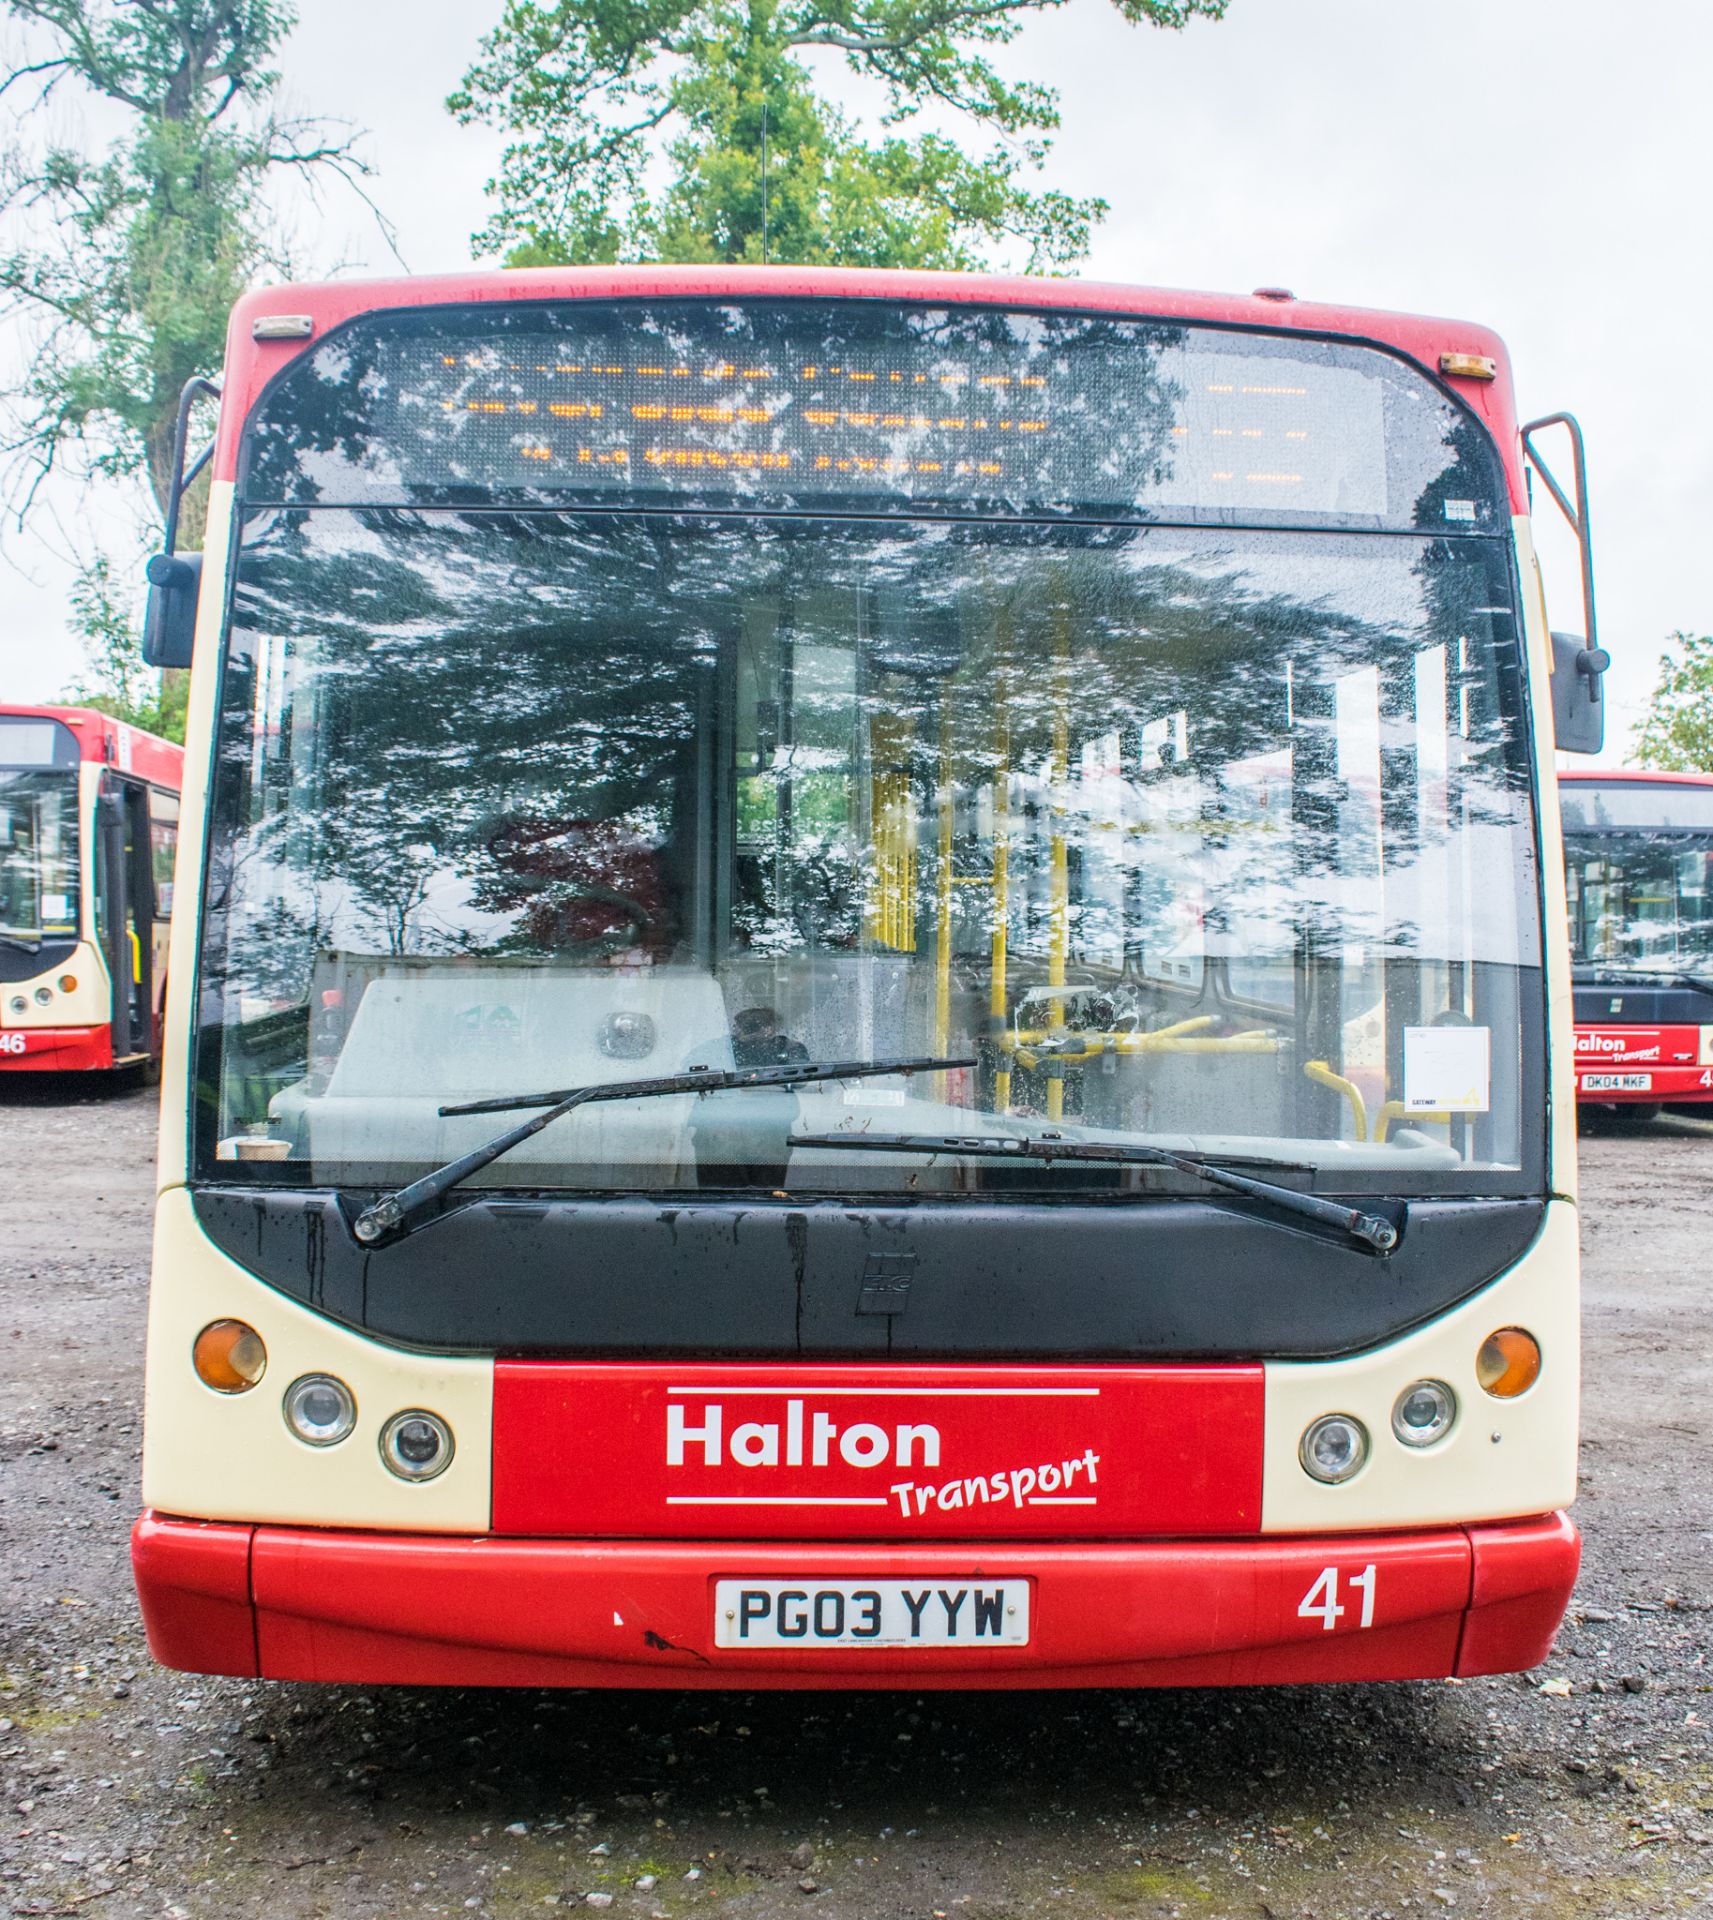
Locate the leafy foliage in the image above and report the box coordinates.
[450,0,1228,273]
[63,552,188,740]
[0,0,383,522]
[1633,631,1713,773]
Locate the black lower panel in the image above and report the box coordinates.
[191,1189,1549,1361]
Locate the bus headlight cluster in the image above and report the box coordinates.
[380,1410,454,1481]
[283,1372,357,1447]
[1299,1413,1368,1484]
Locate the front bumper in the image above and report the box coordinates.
[0,1024,112,1071]
[132,1510,1578,1689]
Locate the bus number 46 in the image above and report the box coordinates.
[1297,1564,1377,1631]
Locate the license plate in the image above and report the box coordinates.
[713,1578,1030,1648]
[1582,1072,1652,1091]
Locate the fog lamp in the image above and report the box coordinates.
[283,1372,357,1446]
[1392,1378,1456,1447]
[1477,1327,1541,1399]
[380,1409,453,1482]
[32,986,51,1005]
[1300,1413,1368,1484]
[192,1318,267,1393]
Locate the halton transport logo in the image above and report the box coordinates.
[665,1393,1102,1521]
[1576,1032,1660,1062]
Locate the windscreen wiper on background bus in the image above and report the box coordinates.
[790,1130,1400,1255]
[0,933,42,955]
[350,1055,976,1245]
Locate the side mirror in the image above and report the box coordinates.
[1550,629,1609,755]
[141,551,201,669]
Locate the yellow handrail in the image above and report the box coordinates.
[1304,1059,1367,1142]
[1374,1099,1451,1143]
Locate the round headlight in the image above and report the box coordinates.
[1300,1413,1369,1485]
[283,1373,357,1446]
[380,1409,453,1482]
[1477,1327,1542,1399]
[1392,1378,1457,1447]
[9,994,26,1014]
[192,1318,267,1394]
[33,986,52,1005]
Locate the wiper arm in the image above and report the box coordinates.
[791,1130,1399,1255]
[351,1054,974,1245]
[1674,973,1713,998]
[0,932,42,955]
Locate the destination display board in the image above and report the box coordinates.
[246,300,1501,530]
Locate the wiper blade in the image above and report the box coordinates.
[1673,973,1713,998]
[0,933,42,955]
[791,1130,1399,1255]
[351,1054,974,1245]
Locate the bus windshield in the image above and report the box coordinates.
[0,769,79,948]
[1561,782,1713,975]
[200,509,1538,1193]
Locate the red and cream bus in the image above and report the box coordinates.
[0,704,181,1074]
[1561,768,1713,1118]
[132,267,1593,1689]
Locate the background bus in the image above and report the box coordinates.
[134,267,1583,1690]
[0,704,182,1074]
[1561,768,1713,1118]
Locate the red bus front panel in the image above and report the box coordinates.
[492,1362,1264,1539]
[1573,1024,1713,1104]
[133,1511,1580,1690]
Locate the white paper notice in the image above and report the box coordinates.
[42,893,69,920]
[1403,1025,1491,1113]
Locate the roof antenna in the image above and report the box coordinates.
[762,101,770,264]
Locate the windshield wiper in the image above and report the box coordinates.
[350,1054,975,1245]
[790,1130,1400,1255]
[1674,973,1713,998]
[0,932,42,955]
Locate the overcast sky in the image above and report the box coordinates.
[3,0,1708,765]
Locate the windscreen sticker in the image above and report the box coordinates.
[41,894,69,921]
[1403,1025,1491,1113]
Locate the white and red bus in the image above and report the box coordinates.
[0,704,182,1073]
[1561,768,1713,1117]
[133,267,1590,1690]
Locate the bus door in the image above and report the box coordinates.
[95,775,156,1060]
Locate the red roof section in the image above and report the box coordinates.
[1559,768,1713,787]
[1,703,184,789]
[212,266,1527,512]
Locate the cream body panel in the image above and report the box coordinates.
[1261,1199,1577,1532]
[156,481,234,1190]
[0,939,111,1028]
[1511,513,1579,1203]
[143,1186,493,1530]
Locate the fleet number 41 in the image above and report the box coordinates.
[1297,1564,1377,1632]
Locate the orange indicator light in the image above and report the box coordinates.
[1440,351,1498,381]
[1477,1327,1541,1397]
[193,1319,267,1394]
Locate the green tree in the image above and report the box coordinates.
[1,2,388,740]
[450,0,1228,273]
[63,550,189,738]
[1633,631,1713,773]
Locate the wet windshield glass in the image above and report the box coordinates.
[197,508,1538,1192]
[0,771,79,944]
[1561,784,1713,973]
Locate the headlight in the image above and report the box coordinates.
[192,1319,267,1394]
[1476,1327,1542,1399]
[1299,1413,1368,1484]
[33,986,52,1006]
[380,1409,454,1482]
[283,1373,357,1446]
[1392,1378,1457,1447]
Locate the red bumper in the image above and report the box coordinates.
[1574,1024,1713,1104]
[0,1025,112,1071]
[132,1511,1579,1690]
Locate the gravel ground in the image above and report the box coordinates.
[2,1081,1710,1920]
